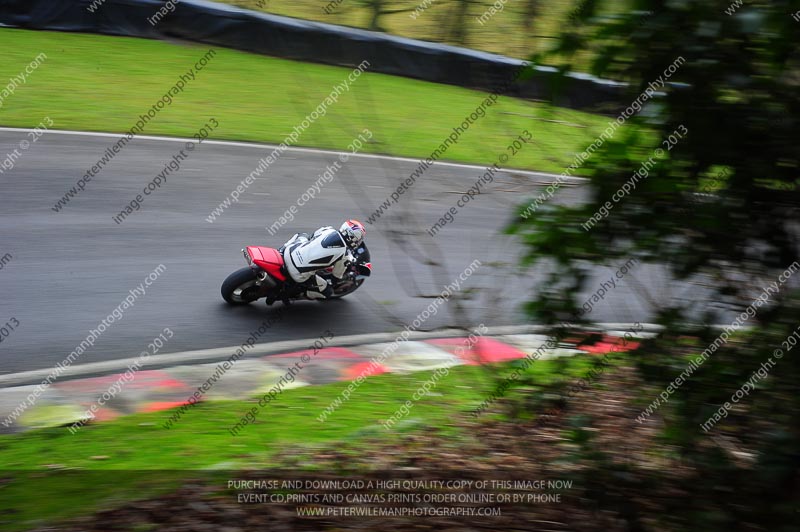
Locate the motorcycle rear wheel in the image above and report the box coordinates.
[221,267,262,305]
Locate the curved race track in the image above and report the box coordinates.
[0,128,662,373]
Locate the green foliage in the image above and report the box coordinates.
[509,0,800,528]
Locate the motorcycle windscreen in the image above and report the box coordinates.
[354,244,370,262]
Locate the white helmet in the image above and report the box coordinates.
[339,219,366,248]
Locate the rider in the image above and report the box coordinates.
[280,219,366,301]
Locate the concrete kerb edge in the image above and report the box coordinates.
[0,323,662,388]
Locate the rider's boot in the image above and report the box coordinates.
[305,275,333,300]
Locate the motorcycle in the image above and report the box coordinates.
[221,242,371,305]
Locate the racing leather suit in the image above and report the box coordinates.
[282,226,354,299]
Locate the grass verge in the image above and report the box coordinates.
[0,28,612,175]
[0,355,595,530]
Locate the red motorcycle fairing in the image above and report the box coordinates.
[246,246,286,281]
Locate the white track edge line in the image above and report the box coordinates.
[0,126,588,182]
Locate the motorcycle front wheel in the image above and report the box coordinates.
[322,278,364,300]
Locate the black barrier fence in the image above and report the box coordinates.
[0,0,627,113]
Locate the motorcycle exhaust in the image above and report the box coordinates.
[243,248,277,289]
[255,269,277,288]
